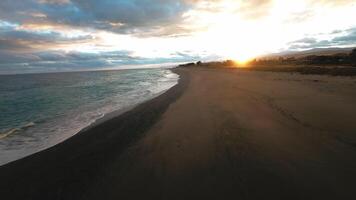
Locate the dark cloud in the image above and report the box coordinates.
[0,39,32,51]
[332,31,356,43]
[290,37,318,44]
[0,49,201,74]
[0,22,94,51]
[0,0,192,36]
[0,0,203,73]
[0,50,41,63]
[73,0,187,25]
[0,50,131,74]
[1,0,354,73]
[0,29,93,44]
[1,0,353,36]
[288,27,356,50]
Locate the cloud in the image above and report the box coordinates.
[332,30,356,44]
[0,49,202,74]
[0,20,94,51]
[1,0,356,73]
[284,10,315,24]
[237,0,273,20]
[0,0,277,37]
[0,50,130,74]
[309,0,355,6]
[185,0,273,20]
[0,0,353,37]
[288,27,356,50]
[37,0,71,4]
[0,50,42,63]
[0,0,193,36]
[0,39,32,51]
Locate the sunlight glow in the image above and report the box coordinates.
[179,0,356,61]
[22,0,356,62]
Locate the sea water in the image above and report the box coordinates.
[0,68,179,165]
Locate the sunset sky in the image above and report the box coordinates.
[1,0,356,74]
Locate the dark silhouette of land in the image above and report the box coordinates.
[180,48,356,76]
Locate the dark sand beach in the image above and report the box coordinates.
[1,67,356,200]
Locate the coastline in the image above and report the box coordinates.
[0,68,179,166]
[1,66,356,199]
[0,68,189,200]
[88,67,356,200]
[78,74,179,135]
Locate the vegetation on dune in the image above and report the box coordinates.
[250,48,356,67]
[179,48,356,76]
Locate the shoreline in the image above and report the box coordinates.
[1,66,356,199]
[78,71,179,136]
[0,68,179,166]
[0,68,188,200]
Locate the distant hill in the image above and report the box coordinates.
[261,47,355,59]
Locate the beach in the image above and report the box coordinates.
[1,66,356,199]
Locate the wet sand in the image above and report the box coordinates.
[1,67,356,199]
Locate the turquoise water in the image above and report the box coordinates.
[0,68,178,165]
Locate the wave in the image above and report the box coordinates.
[0,68,178,166]
[0,122,35,139]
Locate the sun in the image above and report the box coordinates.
[233,52,255,63]
[222,50,255,67]
[231,57,252,67]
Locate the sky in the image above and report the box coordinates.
[0,0,356,74]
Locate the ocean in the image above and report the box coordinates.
[0,68,179,165]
